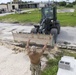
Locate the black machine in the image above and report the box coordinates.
[31,4,60,44]
[12,3,60,47]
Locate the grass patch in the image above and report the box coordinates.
[0,9,41,23]
[57,12,76,26]
[0,8,76,26]
[42,59,58,75]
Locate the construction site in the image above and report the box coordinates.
[0,0,76,75]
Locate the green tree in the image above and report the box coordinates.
[59,1,66,6]
[73,1,76,5]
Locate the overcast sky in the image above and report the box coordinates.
[0,0,75,3]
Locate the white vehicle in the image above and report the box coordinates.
[57,56,76,75]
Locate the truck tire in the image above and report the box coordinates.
[50,28,58,44]
[57,24,60,34]
[31,28,37,33]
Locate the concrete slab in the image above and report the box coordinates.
[0,23,76,45]
[57,27,76,44]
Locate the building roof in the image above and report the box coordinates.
[0,3,7,5]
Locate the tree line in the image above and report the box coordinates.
[56,1,76,7]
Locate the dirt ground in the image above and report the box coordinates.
[0,23,76,75]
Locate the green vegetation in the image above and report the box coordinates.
[0,8,76,26]
[66,3,73,8]
[57,12,76,26]
[0,10,41,23]
[59,1,73,8]
[41,50,76,75]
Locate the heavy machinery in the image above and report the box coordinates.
[31,4,60,43]
[12,3,60,47]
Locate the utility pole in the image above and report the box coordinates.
[66,0,69,5]
[52,0,55,5]
[10,0,12,11]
